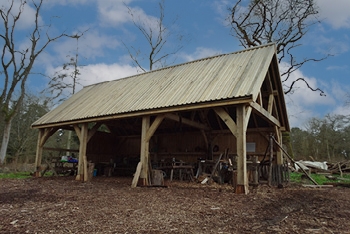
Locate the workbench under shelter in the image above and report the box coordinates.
[32,43,290,194]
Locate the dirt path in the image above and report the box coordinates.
[1,177,350,233]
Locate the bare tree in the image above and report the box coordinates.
[0,0,71,164]
[44,32,87,103]
[229,0,329,95]
[123,0,185,72]
[43,33,88,156]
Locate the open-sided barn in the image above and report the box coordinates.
[32,43,289,194]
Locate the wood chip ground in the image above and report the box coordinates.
[1,177,350,233]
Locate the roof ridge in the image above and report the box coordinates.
[83,43,276,88]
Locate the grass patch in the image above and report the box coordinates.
[0,172,32,179]
[289,172,302,183]
[290,172,350,185]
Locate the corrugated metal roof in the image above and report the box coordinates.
[32,44,277,127]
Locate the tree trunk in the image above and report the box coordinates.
[326,140,330,161]
[0,119,12,164]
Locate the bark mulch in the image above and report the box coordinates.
[1,176,350,233]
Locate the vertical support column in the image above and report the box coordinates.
[82,123,89,182]
[132,115,164,187]
[268,134,274,186]
[75,123,89,181]
[140,116,150,185]
[236,105,249,194]
[34,129,44,177]
[34,128,56,177]
[275,126,283,165]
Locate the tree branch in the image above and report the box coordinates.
[284,77,325,96]
[229,0,327,95]
[123,0,185,71]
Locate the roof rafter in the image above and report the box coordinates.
[249,102,281,128]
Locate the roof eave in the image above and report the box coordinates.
[32,96,253,129]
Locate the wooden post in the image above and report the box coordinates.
[34,129,44,177]
[131,115,164,187]
[214,106,249,194]
[75,127,82,181]
[82,124,89,181]
[275,126,283,165]
[75,123,89,181]
[235,105,248,194]
[140,116,150,185]
[34,128,57,177]
[268,134,274,186]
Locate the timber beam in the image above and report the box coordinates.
[165,113,210,131]
[213,107,238,138]
[249,102,280,128]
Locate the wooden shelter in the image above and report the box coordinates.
[32,43,289,194]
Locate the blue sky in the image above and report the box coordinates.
[4,0,350,129]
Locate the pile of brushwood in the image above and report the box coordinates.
[290,159,350,188]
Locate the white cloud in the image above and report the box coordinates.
[1,1,44,30]
[97,0,137,27]
[283,63,350,128]
[179,47,223,62]
[44,62,139,96]
[96,0,165,48]
[312,34,349,55]
[80,31,120,58]
[285,95,318,129]
[78,63,138,87]
[281,63,333,105]
[280,62,335,128]
[213,0,230,16]
[328,81,350,117]
[330,82,349,103]
[43,0,93,7]
[317,0,350,29]
[285,84,331,129]
[53,29,120,61]
[332,105,350,116]
[327,65,349,71]
[212,0,231,26]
